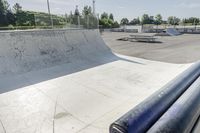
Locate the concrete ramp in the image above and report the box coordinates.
[0,29,114,77]
[0,29,190,133]
[166,28,181,36]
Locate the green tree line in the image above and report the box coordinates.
[0,0,66,28]
[0,0,119,29]
[1,0,199,29]
[120,14,200,26]
[99,12,119,28]
[66,5,99,29]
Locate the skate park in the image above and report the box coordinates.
[1,0,200,133]
[0,27,200,133]
[103,31,200,64]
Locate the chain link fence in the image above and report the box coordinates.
[0,1,99,30]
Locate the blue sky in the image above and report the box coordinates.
[7,0,200,21]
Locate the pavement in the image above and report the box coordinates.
[102,32,200,64]
[0,29,192,133]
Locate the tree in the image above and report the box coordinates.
[174,17,180,25]
[129,17,140,25]
[155,14,162,25]
[15,11,35,26]
[120,18,129,25]
[137,17,141,24]
[64,13,70,23]
[113,21,119,28]
[99,12,119,28]
[0,0,9,14]
[167,16,174,25]
[82,6,98,29]
[109,13,114,21]
[141,14,150,24]
[69,11,73,22]
[168,16,180,25]
[184,17,200,25]
[99,19,110,28]
[6,9,16,25]
[0,0,9,26]
[13,3,22,13]
[192,18,199,25]
[149,16,154,24]
[82,6,92,16]
[101,12,108,19]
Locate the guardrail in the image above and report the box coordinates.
[110,61,200,133]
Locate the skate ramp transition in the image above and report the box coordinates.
[0,29,115,78]
[0,29,143,93]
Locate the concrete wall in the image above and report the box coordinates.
[0,29,112,77]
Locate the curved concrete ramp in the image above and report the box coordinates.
[0,29,114,77]
[0,29,190,133]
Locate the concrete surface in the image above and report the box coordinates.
[0,29,191,133]
[102,32,200,64]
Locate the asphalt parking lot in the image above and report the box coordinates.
[102,32,200,64]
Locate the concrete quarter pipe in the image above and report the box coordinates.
[166,28,181,36]
[0,29,189,133]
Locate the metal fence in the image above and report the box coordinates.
[0,0,99,30]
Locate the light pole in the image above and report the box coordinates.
[97,13,99,29]
[93,0,96,16]
[183,18,186,33]
[47,0,53,28]
[194,19,197,31]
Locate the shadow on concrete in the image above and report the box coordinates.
[129,40,163,44]
[117,38,163,44]
[0,53,144,94]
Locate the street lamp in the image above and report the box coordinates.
[93,0,96,16]
[47,0,53,28]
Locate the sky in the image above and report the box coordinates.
[6,0,200,22]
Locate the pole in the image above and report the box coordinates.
[34,14,36,28]
[183,18,186,33]
[47,0,53,28]
[173,16,175,28]
[93,0,96,16]
[97,13,99,29]
[78,16,80,28]
[87,15,89,29]
[194,19,197,31]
